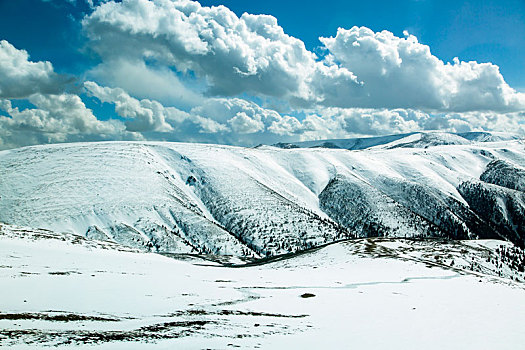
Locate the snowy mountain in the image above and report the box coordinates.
[0,132,524,255]
[279,131,522,150]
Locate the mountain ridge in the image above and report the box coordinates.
[274,131,523,150]
[1,132,524,254]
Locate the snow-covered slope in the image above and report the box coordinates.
[283,132,415,150]
[1,133,524,254]
[1,223,524,349]
[280,131,522,150]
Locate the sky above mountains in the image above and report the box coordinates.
[0,0,524,149]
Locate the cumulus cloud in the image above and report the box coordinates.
[0,40,73,99]
[268,107,525,141]
[82,0,339,101]
[0,93,134,149]
[84,81,229,134]
[77,81,525,146]
[421,111,525,135]
[0,40,138,150]
[3,2,524,150]
[267,115,302,136]
[85,80,291,137]
[84,81,175,132]
[319,27,525,111]
[190,97,281,125]
[228,112,264,134]
[83,1,525,113]
[88,58,204,109]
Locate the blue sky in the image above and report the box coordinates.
[0,0,524,149]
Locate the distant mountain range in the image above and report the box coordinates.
[1,131,524,255]
[272,131,522,150]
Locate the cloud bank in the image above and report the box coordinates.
[319,27,525,111]
[1,0,523,149]
[83,0,525,112]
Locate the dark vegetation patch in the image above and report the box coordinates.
[160,309,308,319]
[218,310,308,318]
[0,312,119,322]
[0,320,210,347]
[19,272,40,276]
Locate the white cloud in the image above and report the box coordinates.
[265,107,525,141]
[88,58,204,109]
[190,97,281,125]
[228,112,264,134]
[85,81,285,136]
[0,93,119,136]
[0,93,134,149]
[82,0,322,100]
[422,111,525,134]
[260,108,428,140]
[268,115,302,136]
[3,3,524,150]
[84,81,232,134]
[83,2,525,113]
[0,40,73,99]
[319,27,525,111]
[0,40,138,150]
[84,81,175,132]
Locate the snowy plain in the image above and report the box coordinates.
[1,224,524,349]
